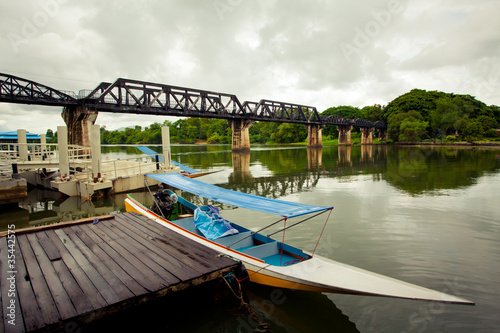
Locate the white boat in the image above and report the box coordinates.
[125,173,474,305]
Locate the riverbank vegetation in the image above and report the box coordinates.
[47,89,499,144]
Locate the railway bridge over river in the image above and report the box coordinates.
[0,73,386,151]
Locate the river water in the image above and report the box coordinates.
[1,144,499,332]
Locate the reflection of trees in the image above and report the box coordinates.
[171,144,233,170]
[248,145,499,196]
[384,147,500,195]
[224,172,322,199]
[321,146,387,180]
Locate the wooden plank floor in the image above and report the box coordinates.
[0,212,240,332]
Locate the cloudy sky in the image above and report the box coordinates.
[1,0,499,134]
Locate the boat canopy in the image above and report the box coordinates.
[146,173,333,218]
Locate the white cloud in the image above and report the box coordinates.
[1,0,499,135]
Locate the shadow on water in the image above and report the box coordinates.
[239,284,360,333]
[77,280,358,333]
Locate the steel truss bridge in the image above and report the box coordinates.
[0,73,386,129]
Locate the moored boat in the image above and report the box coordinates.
[125,173,474,305]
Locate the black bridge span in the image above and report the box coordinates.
[0,72,386,129]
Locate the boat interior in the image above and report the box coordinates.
[166,191,311,267]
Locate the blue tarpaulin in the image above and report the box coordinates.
[194,205,239,240]
[146,173,333,218]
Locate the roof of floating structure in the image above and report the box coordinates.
[146,173,333,218]
[0,131,43,140]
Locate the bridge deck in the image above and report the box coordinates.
[0,212,240,332]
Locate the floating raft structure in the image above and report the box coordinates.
[0,212,240,332]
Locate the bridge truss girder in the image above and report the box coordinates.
[0,73,77,107]
[82,78,250,120]
[0,73,387,129]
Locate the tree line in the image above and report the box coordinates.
[46,89,500,144]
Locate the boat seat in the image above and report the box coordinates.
[215,231,253,249]
[172,217,195,230]
[242,241,279,259]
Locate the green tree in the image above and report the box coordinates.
[399,119,429,142]
[461,119,484,141]
[388,111,426,142]
[361,104,385,121]
[430,97,463,137]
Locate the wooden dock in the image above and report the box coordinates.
[0,212,241,332]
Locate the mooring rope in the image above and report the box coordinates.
[222,272,272,332]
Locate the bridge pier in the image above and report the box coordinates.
[361,127,374,144]
[306,124,324,148]
[337,125,353,145]
[62,106,98,147]
[229,119,254,152]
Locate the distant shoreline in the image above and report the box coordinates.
[394,142,500,147]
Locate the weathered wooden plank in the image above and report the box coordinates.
[0,236,24,333]
[0,215,115,238]
[52,229,122,306]
[13,236,45,332]
[111,215,203,280]
[97,221,181,284]
[125,212,235,269]
[74,225,164,292]
[37,236,61,261]
[108,216,195,274]
[16,234,60,326]
[43,230,109,310]
[25,233,78,320]
[117,213,208,271]
[68,225,146,298]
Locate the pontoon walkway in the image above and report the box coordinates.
[0,212,240,332]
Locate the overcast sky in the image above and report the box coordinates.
[1,0,499,134]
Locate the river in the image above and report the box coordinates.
[1,144,499,332]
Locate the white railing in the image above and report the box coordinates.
[0,143,168,182]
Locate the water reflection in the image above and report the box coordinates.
[2,146,499,232]
[244,285,359,333]
[307,147,322,169]
[229,152,253,184]
[0,188,126,231]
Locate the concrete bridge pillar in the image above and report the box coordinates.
[378,128,387,141]
[337,125,353,145]
[228,119,254,152]
[361,127,374,144]
[62,106,98,147]
[306,124,324,148]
